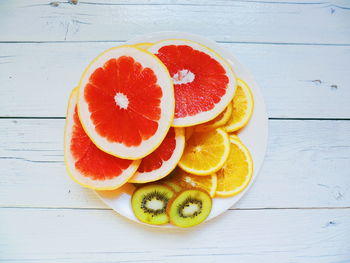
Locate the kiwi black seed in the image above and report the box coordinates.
[131,184,174,225]
[167,188,212,228]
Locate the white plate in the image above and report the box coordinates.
[96,32,268,228]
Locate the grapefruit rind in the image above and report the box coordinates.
[224,78,254,132]
[64,88,140,190]
[133,43,153,49]
[129,127,185,183]
[78,45,175,160]
[148,39,237,127]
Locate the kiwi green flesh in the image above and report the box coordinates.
[131,184,174,225]
[168,189,212,227]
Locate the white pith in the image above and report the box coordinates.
[128,127,185,183]
[114,92,129,109]
[172,69,195,85]
[182,203,200,216]
[146,198,164,210]
[78,46,174,159]
[148,39,236,127]
[64,89,140,190]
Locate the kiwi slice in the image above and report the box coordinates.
[167,188,212,228]
[131,184,174,225]
[159,167,182,192]
[162,181,182,192]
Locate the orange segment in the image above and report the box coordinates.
[224,79,254,132]
[185,126,195,141]
[178,128,230,175]
[215,135,253,197]
[176,170,217,197]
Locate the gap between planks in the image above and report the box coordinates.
[1,117,350,121]
[0,40,350,46]
[1,206,349,211]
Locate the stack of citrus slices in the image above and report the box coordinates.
[64,39,254,228]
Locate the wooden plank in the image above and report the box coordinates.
[0,42,350,118]
[1,207,349,262]
[1,0,350,43]
[1,119,350,209]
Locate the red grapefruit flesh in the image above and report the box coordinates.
[64,89,140,190]
[78,46,174,160]
[148,39,236,127]
[129,127,185,183]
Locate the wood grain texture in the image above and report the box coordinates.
[1,207,349,262]
[1,0,350,44]
[1,119,349,209]
[1,42,350,118]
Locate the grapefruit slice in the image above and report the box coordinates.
[129,127,185,183]
[148,39,236,127]
[64,89,140,190]
[78,45,174,160]
[134,43,153,49]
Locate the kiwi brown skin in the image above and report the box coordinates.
[131,184,175,225]
[166,188,212,228]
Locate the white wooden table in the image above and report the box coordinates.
[1,1,350,262]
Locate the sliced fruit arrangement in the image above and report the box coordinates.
[64,37,256,228]
[148,39,236,127]
[131,183,212,228]
[64,89,140,190]
[129,127,185,183]
[78,45,174,160]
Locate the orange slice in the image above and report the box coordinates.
[175,169,217,197]
[195,103,232,132]
[178,128,230,175]
[224,79,254,132]
[215,135,253,197]
[185,126,195,141]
